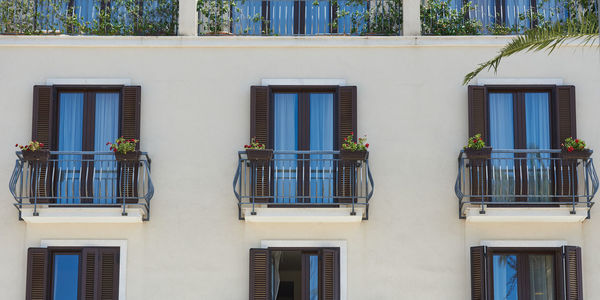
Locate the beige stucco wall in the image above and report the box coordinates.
[0,36,599,299]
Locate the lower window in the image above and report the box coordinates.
[26,247,120,300]
[470,246,582,300]
[250,247,340,300]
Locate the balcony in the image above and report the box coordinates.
[421,0,598,35]
[455,149,598,222]
[0,0,178,35]
[9,151,154,223]
[198,0,402,35]
[233,150,374,222]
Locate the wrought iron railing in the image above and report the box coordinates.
[198,0,402,35]
[455,149,598,218]
[9,151,154,220]
[233,150,374,219]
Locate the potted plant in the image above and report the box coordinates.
[244,138,273,160]
[560,137,592,160]
[16,141,50,162]
[107,137,140,162]
[463,134,492,160]
[340,132,369,161]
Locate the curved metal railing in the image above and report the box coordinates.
[233,150,374,220]
[9,151,154,221]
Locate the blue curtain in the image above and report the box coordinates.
[309,255,319,300]
[274,93,298,203]
[94,93,120,204]
[309,93,334,203]
[489,93,516,202]
[525,92,551,202]
[305,0,331,34]
[232,0,263,34]
[53,254,80,300]
[73,0,101,24]
[469,0,496,33]
[504,0,531,30]
[336,0,367,34]
[538,0,568,23]
[58,93,84,204]
[493,255,519,300]
[270,1,295,35]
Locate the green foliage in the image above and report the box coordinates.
[244,137,266,150]
[465,134,485,150]
[0,0,178,35]
[562,137,587,151]
[197,0,402,35]
[421,0,482,35]
[107,137,139,154]
[342,133,369,151]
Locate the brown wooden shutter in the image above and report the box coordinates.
[564,246,583,300]
[250,86,271,203]
[119,86,141,204]
[321,248,340,300]
[81,247,120,300]
[555,86,577,199]
[336,86,357,203]
[249,248,271,300]
[31,86,54,204]
[467,86,488,202]
[470,246,487,300]
[26,248,49,300]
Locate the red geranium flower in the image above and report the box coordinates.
[365,143,370,148]
[568,146,574,152]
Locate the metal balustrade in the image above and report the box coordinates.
[9,151,154,220]
[233,150,374,219]
[455,149,598,218]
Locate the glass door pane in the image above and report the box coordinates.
[52,254,80,300]
[58,93,84,204]
[305,0,330,34]
[493,254,519,300]
[309,255,319,300]
[309,93,334,203]
[93,93,120,204]
[270,0,296,35]
[524,92,551,202]
[232,0,263,34]
[274,93,299,203]
[489,93,516,202]
[529,255,555,300]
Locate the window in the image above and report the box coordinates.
[230,0,368,35]
[31,85,141,205]
[470,246,582,300]
[250,247,340,300]
[250,85,357,204]
[26,247,120,300]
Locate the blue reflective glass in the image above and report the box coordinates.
[493,254,519,300]
[53,254,80,300]
[310,255,319,300]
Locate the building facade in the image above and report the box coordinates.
[0,0,599,299]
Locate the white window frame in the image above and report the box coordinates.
[40,239,127,300]
[261,240,347,300]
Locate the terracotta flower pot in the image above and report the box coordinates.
[340,150,368,161]
[246,149,274,161]
[114,151,140,162]
[21,149,50,162]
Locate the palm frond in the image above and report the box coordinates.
[463,15,599,85]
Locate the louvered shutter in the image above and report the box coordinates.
[26,248,49,300]
[555,86,577,199]
[31,86,54,204]
[249,248,271,300]
[81,247,120,300]
[470,246,487,300]
[564,246,583,300]
[321,248,340,300]
[119,86,141,204]
[336,86,357,203]
[467,86,488,202]
[250,86,271,203]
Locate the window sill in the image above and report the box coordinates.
[464,206,590,223]
[242,207,365,223]
[20,207,145,223]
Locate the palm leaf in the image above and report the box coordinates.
[463,14,599,85]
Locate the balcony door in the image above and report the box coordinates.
[488,90,552,202]
[273,91,335,204]
[56,89,120,204]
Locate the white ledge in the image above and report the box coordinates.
[1,35,596,48]
[465,207,589,223]
[20,207,145,223]
[243,207,365,223]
